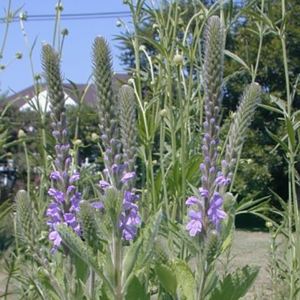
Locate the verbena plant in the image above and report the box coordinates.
[3,0,294,299]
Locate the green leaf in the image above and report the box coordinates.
[259,104,283,115]
[122,239,142,287]
[265,127,290,153]
[186,154,202,181]
[37,267,65,300]
[125,276,150,300]
[209,265,260,300]
[55,225,114,295]
[136,209,163,267]
[270,95,287,114]
[73,252,90,284]
[156,264,177,297]
[224,50,250,70]
[173,259,195,300]
[176,224,199,256]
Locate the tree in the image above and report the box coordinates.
[117,0,300,204]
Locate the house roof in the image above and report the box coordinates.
[2,73,129,110]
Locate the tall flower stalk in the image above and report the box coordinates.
[186,16,227,237]
[185,15,261,300]
[92,37,140,300]
[92,36,140,241]
[42,44,81,254]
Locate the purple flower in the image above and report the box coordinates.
[99,180,110,188]
[48,188,65,203]
[64,213,77,229]
[69,172,80,184]
[67,185,75,195]
[214,172,231,186]
[207,192,226,231]
[186,196,201,207]
[186,210,203,237]
[92,201,103,210]
[121,172,135,183]
[120,210,141,240]
[70,193,81,213]
[46,203,61,219]
[123,191,139,211]
[49,230,62,254]
[199,187,209,198]
[50,171,61,181]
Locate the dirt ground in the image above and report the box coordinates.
[0,230,271,300]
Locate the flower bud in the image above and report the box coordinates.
[152,23,159,31]
[19,12,27,20]
[139,45,146,51]
[91,133,100,142]
[159,108,168,117]
[61,28,69,35]
[173,53,183,66]
[266,221,273,228]
[34,73,41,81]
[55,3,63,11]
[73,139,83,146]
[15,52,23,59]
[18,129,26,139]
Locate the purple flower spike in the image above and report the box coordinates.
[121,172,135,183]
[186,210,203,237]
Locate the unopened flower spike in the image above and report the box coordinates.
[42,44,81,253]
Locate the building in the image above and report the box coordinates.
[2,73,129,111]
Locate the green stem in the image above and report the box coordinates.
[177,66,187,221]
[252,0,264,82]
[113,228,122,300]
[0,0,12,60]
[23,140,30,193]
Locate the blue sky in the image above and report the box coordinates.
[0,1,132,94]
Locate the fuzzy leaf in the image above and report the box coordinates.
[156,264,177,297]
[173,259,195,300]
[37,267,65,300]
[122,239,142,287]
[73,252,90,285]
[136,209,163,267]
[55,225,114,295]
[209,265,260,300]
[125,276,150,300]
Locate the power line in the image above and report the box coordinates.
[0,11,131,23]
